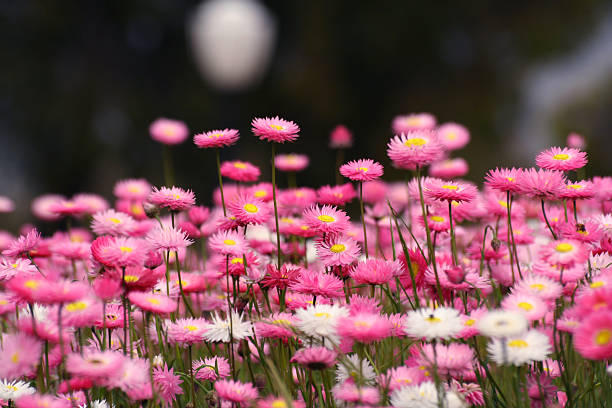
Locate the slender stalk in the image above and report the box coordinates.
[447,201,458,265]
[215,148,227,216]
[541,199,558,240]
[271,144,282,268]
[359,182,369,258]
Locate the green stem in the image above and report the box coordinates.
[271,144,282,269]
[359,182,369,259]
[541,199,558,240]
[215,148,227,216]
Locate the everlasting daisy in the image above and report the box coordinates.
[514,274,562,301]
[91,209,136,236]
[128,292,177,315]
[91,236,147,268]
[484,167,522,193]
[193,356,231,381]
[558,180,595,200]
[15,394,72,408]
[148,186,195,212]
[438,122,470,150]
[208,230,247,257]
[204,312,253,343]
[424,178,478,203]
[350,258,400,285]
[316,183,357,206]
[149,118,189,145]
[539,239,588,268]
[167,318,208,345]
[302,205,350,235]
[477,309,528,338]
[49,199,89,217]
[66,351,125,380]
[417,343,474,377]
[153,364,183,406]
[337,313,392,343]
[488,330,551,365]
[429,158,469,179]
[390,381,464,408]
[329,124,353,148]
[275,153,309,172]
[2,228,40,258]
[404,307,463,340]
[289,269,344,298]
[0,379,35,401]
[392,113,437,134]
[31,194,64,221]
[113,178,151,201]
[255,312,296,340]
[295,303,349,344]
[333,381,380,406]
[278,188,317,215]
[251,116,300,143]
[517,168,566,200]
[261,263,302,289]
[574,310,612,360]
[536,146,587,171]
[215,379,258,404]
[0,258,37,280]
[227,194,271,225]
[145,226,193,253]
[193,128,239,149]
[0,333,41,379]
[220,160,261,182]
[339,159,384,182]
[315,234,361,267]
[501,291,547,321]
[291,346,337,370]
[387,129,443,169]
[336,354,376,383]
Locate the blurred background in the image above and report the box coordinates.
[2,0,612,229]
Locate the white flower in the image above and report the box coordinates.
[404,307,463,340]
[80,400,113,408]
[390,382,466,408]
[477,309,528,338]
[607,364,612,376]
[152,354,164,367]
[295,303,349,345]
[204,311,253,343]
[336,354,376,384]
[0,379,35,401]
[590,253,612,271]
[488,330,551,366]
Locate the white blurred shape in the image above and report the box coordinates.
[189,0,277,91]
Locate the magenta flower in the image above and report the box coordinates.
[128,292,177,315]
[302,204,350,235]
[387,129,443,169]
[145,226,193,253]
[315,234,361,267]
[227,194,271,225]
[329,124,353,148]
[391,112,436,134]
[438,122,470,151]
[215,379,258,404]
[193,128,240,149]
[0,333,42,379]
[340,159,384,182]
[574,310,612,360]
[289,269,344,298]
[149,118,189,145]
[251,116,300,143]
[423,178,478,203]
[91,235,147,268]
[536,146,587,171]
[153,364,184,405]
[148,186,196,212]
[517,168,566,199]
[220,160,261,182]
[274,153,309,172]
[2,228,40,257]
[291,346,337,370]
[113,178,151,201]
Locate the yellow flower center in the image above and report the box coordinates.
[184,325,199,331]
[508,339,528,348]
[0,300,7,305]
[6,385,18,391]
[124,275,139,283]
[223,239,236,246]
[271,319,292,326]
[595,329,612,346]
[109,217,121,224]
[530,283,545,291]
[465,319,475,326]
[148,298,161,305]
[591,281,605,288]
[272,401,288,408]
[119,246,133,253]
[11,353,19,363]
[300,225,309,230]
[314,312,331,318]
[269,124,284,131]
[358,167,369,172]
[280,217,294,224]
[498,200,508,208]
[317,215,335,223]
[233,162,247,169]
[430,216,445,222]
[243,203,258,213]
[442,185,458,190]
[354,320,371,328]
[446,131,457,140]
[330,244,346,253]
[517,302,533,311]
[567,184,583,190]
[404,138,426,147]
[553,153,570,160]
[254,190,267,198]
[66,301,88,312]
[231,257,244,264]
[426,316,441,323]
[209,133,223,138]
[24,280,39,290]
[555,243,573,253]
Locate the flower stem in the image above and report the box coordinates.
[271,144,282,268]
[541,199,558,240]
[359,182,369,259]
[215,148,227,216]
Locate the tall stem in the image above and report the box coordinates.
[507,193,523,280]
[541,200,558,240]
[448,201,458,265]
[359,182,369,259]
[271,144,282,268]
[215,148,227,216]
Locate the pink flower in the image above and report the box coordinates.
[484,167,523,193]
[423,178,478,202]
[2,228,40,257]
[315,234,361,267]
[149,118,189,145]
[278,188,317,215]
[275,153,309,172]
[387,130,443,169]
[289,269,344,298]
[251,116,300,143]
[66,351,125,380]
[261,263,302,289]
[316,183,357,206]
[517,168,566,199]
[91,209,136,236]
[49,199,89,217]
[351,258,401,285]
[415,343,474,377]
[438,122,470,150]
[15,395,70,408]
[148,186,196,211]
[392,112,437,134]
[337,313,392,343]
[0,257,37,280]
[128,292,177,315]
[567,132,586,149]
[255,312,296,339]
[381,366,426,391]
[290,346,337,370]
[0,196,14,212]
[153,364,184,405]
[339,159,384,182]
[193,356,231,381]
[539,239,588,268]
[227,194,271,225]
[574,310,612,360]
[501,291,548,321]
[329,124,353,148]
[73,193,109,215]
[113,178,151,201]
[220,160,261,182]
[31,194,64,221]
[558,180,595,200]
[302,205,350,235]
[0,333,42,379]
[215,379,258,403]
[193,128,240,149]
[333,381,380,405]
[247,182,274,202]
[429,158,469,179]
[145,226,193,252]
[536,146,587,171]
[7,276,57,304]
[208,230,247,257]
[91,235,147,268]
[167,318,208,345]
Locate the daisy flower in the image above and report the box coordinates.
[423,178,478,202]
[113,178,151,201]
[193,356,231,381]
[149,118,189,145]
[539,239,588,268]
[0,379,35,401]
[31,194,64,221]
[517,168,566,199]
[204,312,253,343]
[251,116,300,143]
[329,124,353,148]
[558,180,595,199]
[404,307,463,340]
[484,167,522,193]
[477,309,528,338]
[336,354,376,383]
[227,194,271,225]
[91,236,147,268]
[392,112,437,134]
[220,160,261,182]
[438,122,470,151]
[337,313,393,343]
[66,351,125,380]
[0,258,37,280]
[278,188,317,215]
[193,128,239,149]
[417,343,474,377]
[148,186,195,212]
[91,209,136,236]
[215,379,258,404]
[0,333,41,379]
[390,381,464,408]
[49,199,89,217]
[514,274,562,301]
[302,205,350,235]
[350,258,401,285]
[501,291,547,321]
[2,228,40,258]
[167,318,208,345]
[333,382,380,406]
[208,230,247,257]
[339,159,384,182]
[295,303,349,344]
[574,310,612,360]
[274,153,309,172]
[536,146,587,171]
[0,196,14,213]
[261,263,302,289]
[291,346,337,370]
[63,297,104,328]
[488,330,551,365]
[429,158,469,179]
[289,269,344,298]
[255,312,296,340]
[315,234,361,267]
[316,183,357,206]
[145,226,193,253]
[386,129,443,169]
[128,292,177,315]
[15,394,71,408]
[153,364,183,406]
